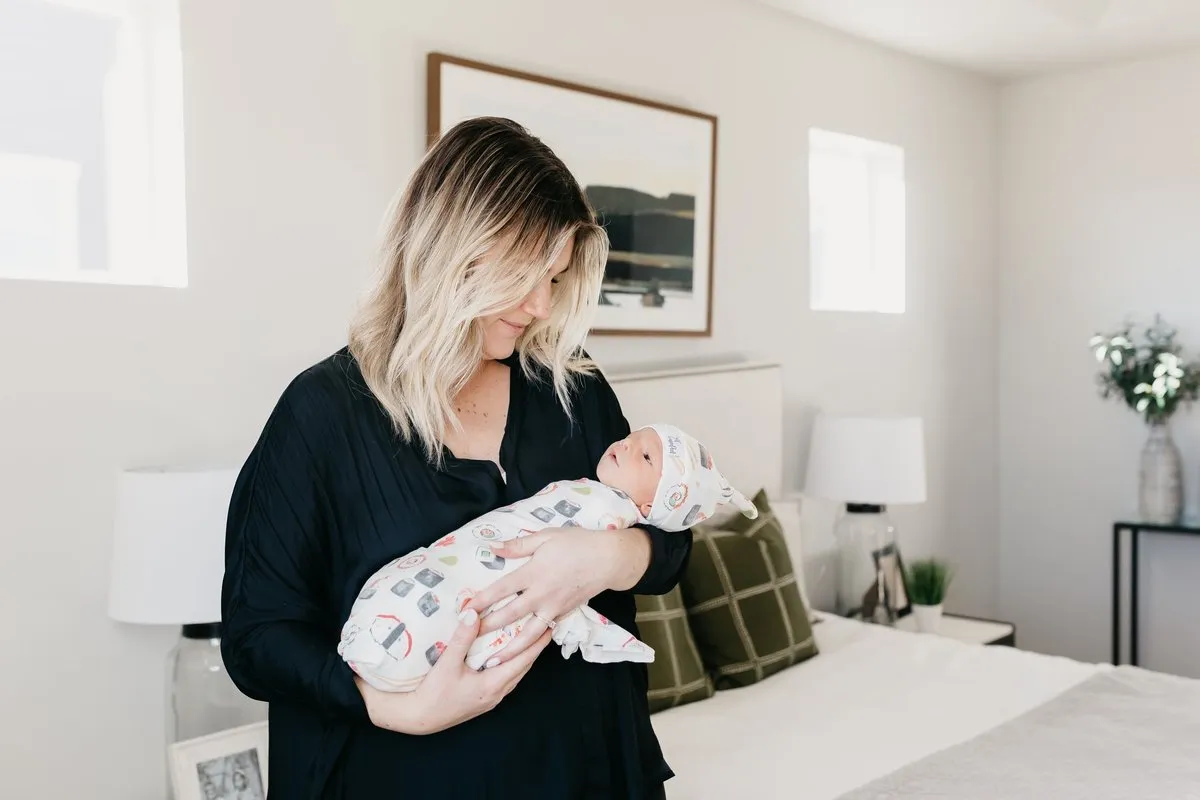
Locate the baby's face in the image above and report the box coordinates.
[595,427,663,516]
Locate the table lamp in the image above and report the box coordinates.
[107,467,266,750]
[803,415,927,622]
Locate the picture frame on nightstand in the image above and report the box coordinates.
[168,721,269,800]
[871,542,912,621]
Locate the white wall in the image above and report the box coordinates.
[998,49,1200,670]
[0,0,997,796]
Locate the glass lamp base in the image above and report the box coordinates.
[833,504,902,624]
[167,624,268,745]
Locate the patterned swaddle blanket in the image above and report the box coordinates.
[338,478,655,693]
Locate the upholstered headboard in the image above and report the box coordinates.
[606,359,830,611]
[606,361,784,503]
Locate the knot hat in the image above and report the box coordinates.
[641,423,758,530]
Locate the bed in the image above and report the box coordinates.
[608,360,1200,799]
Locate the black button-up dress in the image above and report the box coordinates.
[220,348,690,799]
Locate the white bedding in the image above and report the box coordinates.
[651,613,1106,799]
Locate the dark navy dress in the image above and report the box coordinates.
[220,348,689,799]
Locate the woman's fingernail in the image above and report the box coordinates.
[459,608,478,626]
[485,657,500,669]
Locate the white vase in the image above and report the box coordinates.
[912,604,943,633]
[1139,422,1183,524]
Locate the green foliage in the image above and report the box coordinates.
[905,558,953,606]
[1090,315,1200,426]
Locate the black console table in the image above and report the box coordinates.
[1112,519,1200,666]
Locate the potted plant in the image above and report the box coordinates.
[905,558,953,633]
[1089,315,1200,524]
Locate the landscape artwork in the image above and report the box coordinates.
[427,53,717,336]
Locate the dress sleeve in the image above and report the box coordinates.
[220,382,370,723]
[585,364,693,596]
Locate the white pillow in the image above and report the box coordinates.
[768,498,815,618]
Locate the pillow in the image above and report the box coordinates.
[633,585,715,712]
[682,488,819,690]
[710,490,814,617]
[767,497,818,621]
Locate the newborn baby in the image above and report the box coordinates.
[338,423,757,693]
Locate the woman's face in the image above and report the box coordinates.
[479,236,574,361]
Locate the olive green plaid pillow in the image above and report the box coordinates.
[682,489,818,690]
[634,585,715,712]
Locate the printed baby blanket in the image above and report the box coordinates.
[338,478,656,693]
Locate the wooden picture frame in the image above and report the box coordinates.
[427,52,717,337]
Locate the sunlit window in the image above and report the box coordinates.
[808,128,905,313]
[0,0,187,287]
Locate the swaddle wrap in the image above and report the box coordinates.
[641,423,758,530]
[339,427,759,694]
[339,479,657,693]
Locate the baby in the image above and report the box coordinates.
[338,423,757,693]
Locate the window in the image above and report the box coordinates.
[0,0,187,287]
[808,128,905,313]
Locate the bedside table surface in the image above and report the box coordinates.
[893,613,1014,644]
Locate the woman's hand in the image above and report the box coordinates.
[464,526,651,665]
[356,607,552,735]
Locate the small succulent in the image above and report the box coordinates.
[1089,315,1200,426]
[905,559,953,607]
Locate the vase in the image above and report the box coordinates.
[833,504,900,623]
[912,604,943,633]
[1139,422,1183,524]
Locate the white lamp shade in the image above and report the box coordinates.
[804,415,927,505]
[107,468,239,625]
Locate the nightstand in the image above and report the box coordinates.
[893,612,1016,646]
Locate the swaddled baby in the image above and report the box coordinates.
[338,423,757,693]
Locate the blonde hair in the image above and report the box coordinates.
[349,117,608,464]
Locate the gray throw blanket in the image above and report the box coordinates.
[837,666,1200,800]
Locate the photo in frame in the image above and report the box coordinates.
[871,542,911,621]
[426,52,717,337]
[168,721,269,800]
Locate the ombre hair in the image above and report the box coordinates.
[348,117,608,464]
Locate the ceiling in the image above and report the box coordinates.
[754,0,1200,78]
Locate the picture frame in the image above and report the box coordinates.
[168,721,269,800]
[426,52,718,337]
[871,542,912,620]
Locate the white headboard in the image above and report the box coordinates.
[607,361,783,501]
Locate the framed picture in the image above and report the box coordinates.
[168,721,269,800]
[427,52,717,337]
[871,542,911,620]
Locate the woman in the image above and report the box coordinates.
[220,116,691,799]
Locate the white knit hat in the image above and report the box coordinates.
[640,423,758,530]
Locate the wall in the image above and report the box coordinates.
[998,49,1200,670]
[0,0,997,795]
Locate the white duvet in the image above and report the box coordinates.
[651,614,1104,800]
